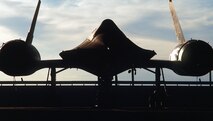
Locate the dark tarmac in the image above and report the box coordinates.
[0,85,212,120]
[0,106,213,121]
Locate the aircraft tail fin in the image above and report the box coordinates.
[169,0,186,44]
[26,0,41,45]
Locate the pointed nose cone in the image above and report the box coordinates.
[94,19,126,37]
[93,19,156,61]
[60,19,156,76]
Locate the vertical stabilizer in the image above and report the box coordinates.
[26,0,41,44]
[169,0,186,44]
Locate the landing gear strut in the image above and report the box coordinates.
[96,76,113,108]
[149,67,167,110]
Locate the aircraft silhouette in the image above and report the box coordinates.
[60,0,213,78]
[59,19,156,80]
[0,0,41,76]
[0,0,213,81]
[167,0,213,76]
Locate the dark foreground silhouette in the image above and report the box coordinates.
[0,86,212,121]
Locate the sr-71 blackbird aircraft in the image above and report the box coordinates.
[0,0,213,81]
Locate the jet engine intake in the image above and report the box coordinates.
[0,39,41,76]
[170,39,213,76]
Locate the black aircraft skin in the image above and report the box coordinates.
[59,19,156,78]
[0,0,213,79]
[0,0,41,76]
[168,0,213,76]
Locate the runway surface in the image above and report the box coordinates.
[0,85,212,120]
[0,106,212,121]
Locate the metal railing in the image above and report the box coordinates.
[0,81,212,87]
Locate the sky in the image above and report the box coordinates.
[0,0,212,81]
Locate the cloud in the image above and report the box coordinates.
[0,26,20,42]
[0,0,212,81]
[35,0,174,59]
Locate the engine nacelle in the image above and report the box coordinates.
[170,39,213,76]
[0,39,41,76]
